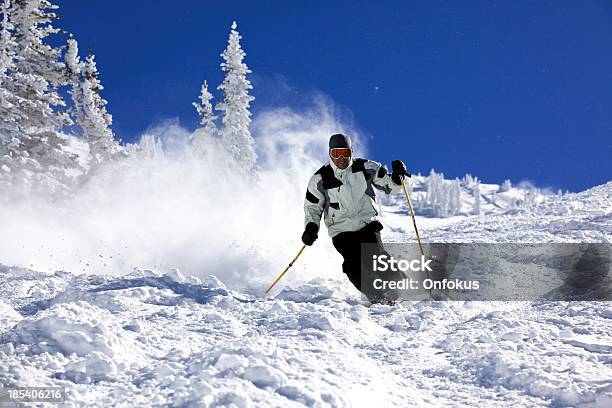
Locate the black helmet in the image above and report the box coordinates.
[329,133,352,150]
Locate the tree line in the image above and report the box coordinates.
[0,0,255,198]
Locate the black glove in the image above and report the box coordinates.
[301,222,319,246]
[391,160,411,185]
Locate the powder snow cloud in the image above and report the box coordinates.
[0,96,367,292]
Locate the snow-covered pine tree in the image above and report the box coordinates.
[0,0,23,191]
[191,80,217,155]
[426,169,441,215]
[523,187,537,207]
[422,171,463,217]
[3,0,81,194]
[449,178,462,215]
[216,21,256,172]
[65,38,117,166]
[463,173,480,188]
[64,35,79,79]
[426,169,453,217]
[138,133,164,159]
[472,182,481,215]
[0,0,14,76]
[194,80,216,128]
[499,179,512,192]
[80,53,117,165]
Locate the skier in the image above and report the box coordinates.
[301,133,410,302]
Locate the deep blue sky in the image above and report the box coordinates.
[55,0,611,192]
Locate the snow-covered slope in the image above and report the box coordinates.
[2,267,611,407]
[379,172,566,238]
[408,181,612,243]
[0,181,611,407]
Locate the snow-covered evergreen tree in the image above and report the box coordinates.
[463,173,480,188]
[423,170,463,217]
[191,80,217,155]
[0,0,14,75]
[138,134,164,159]
[523,187,538,207]
[216,21,256,171]
[426,169,445,217]
[1,0,81,194]
[449,178,462,215]
[472,182,481,215]
[80,53,117,164]
[64,35,79,80]
[65,38,117,166]
[499,179,512,192]
[0,0,23,190]
[9,0,69,125]
[194,80,216,128]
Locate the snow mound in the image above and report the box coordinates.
[436,302,612,407]
[2,301,137,384]
[6,301,131,359]
[1,263,611,406]
[0,300,21,333]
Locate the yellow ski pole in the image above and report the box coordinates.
[265,244,307,294]
[400,177,424,256]
[400,176,435,299]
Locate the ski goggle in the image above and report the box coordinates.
[330,148,352,159]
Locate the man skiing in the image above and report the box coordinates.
[301,133,410,302]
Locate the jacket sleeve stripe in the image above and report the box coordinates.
[306,189,319,204]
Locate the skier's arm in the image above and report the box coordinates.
[367,160,404,195]
[304,174,326,228]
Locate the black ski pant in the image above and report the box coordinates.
[332,221,401,302]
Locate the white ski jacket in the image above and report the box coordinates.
[304,158,403,238]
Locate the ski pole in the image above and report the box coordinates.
[265,244,307,294]
[400,176,436,298]
[400,177,424,256]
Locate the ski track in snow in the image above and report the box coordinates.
[0,182,611,407]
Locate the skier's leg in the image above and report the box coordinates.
[359,222,401,302]
[332,231,363,292]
